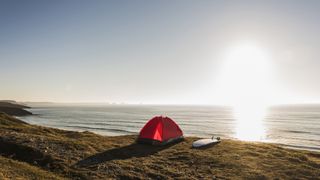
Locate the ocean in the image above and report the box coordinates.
[19,104,320,152]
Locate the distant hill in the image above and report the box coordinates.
[0,100,17,104]
[22,102,55,107]
[0,101,32,116]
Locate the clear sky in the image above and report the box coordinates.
[1,0,320,104]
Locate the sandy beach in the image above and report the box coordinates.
[0,112,319,179]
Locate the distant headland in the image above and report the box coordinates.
[0,100,32,116]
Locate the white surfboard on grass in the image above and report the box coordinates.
[192,137,221,148]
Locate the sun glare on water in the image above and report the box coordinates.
[217,42,273,141]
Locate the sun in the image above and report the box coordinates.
[216,42,273,141]
[216,42,273,106]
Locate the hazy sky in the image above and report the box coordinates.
[1,0,320,104]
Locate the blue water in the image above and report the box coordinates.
[19,104,320,151]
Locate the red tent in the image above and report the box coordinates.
[137,116,184,145]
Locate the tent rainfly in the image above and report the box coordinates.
[137,116,184,145]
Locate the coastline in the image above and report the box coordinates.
[19,104,320,152]
[0,112,319,179]
[0,101,32,116]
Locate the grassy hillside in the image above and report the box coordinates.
[0,112,319,179]
[0,156,64,180]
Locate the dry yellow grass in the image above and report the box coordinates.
[0,156,64,180]
[0,112,320,179]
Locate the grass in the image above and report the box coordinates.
[0,112,319,179]
[0,156,64,180]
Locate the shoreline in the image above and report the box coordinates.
[19,116,320,153]
[20,104,320,153]
[1,112,320,179]
[21,122,320,153]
